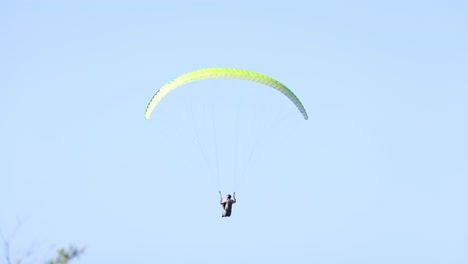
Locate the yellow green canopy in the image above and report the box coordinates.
[145,68,308,120]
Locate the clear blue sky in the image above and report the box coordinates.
[1,1,467,263]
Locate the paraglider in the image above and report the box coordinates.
[220,191,236,217]
[145,68,308,217]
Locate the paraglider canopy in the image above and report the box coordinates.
[144,68,308,120]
